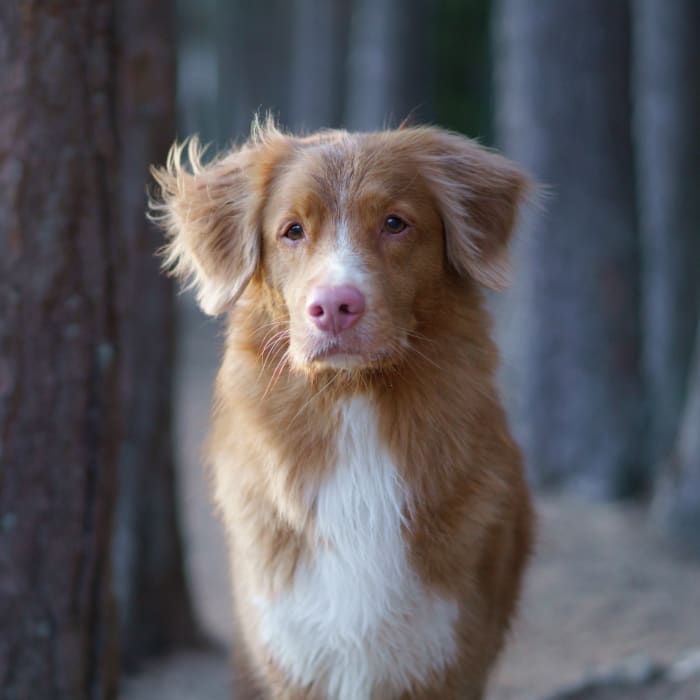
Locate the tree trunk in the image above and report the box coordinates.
[634,0,700,466]
[176,0,219,144]
[433,0,492,139]
[653,315,700,555]
[112,0,198,669]
[0,3,120,698]
[346,0,435,130]
[288,0,352,132]
[216,0,294,141]
[493,0,646,498]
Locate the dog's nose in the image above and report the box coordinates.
[307,285,366,333]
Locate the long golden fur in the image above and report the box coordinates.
[151,117,534,700]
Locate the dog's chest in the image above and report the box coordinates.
[255,397,459,699]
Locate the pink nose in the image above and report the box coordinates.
[307,285,366,333]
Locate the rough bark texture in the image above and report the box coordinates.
[346,0,435,130]
[288,0,352,132]
[0,2,120,698]
[653,316,700,556]
[493,0,646,498]
[112,0,198,669]
[634,0,700,466]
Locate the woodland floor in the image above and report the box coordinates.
[121,300,700,700]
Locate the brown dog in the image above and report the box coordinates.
[151,118,534,700]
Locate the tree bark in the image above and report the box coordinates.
[493,0,646,498]
[634,0,700,466]
[0,2,120,698]
[346,0,435,130]
[112,0,198,669]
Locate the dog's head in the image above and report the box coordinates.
[151,119,529,375]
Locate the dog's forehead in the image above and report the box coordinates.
[280,135,424,213]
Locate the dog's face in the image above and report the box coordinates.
[261,137,446,371]
[152,121,528,374]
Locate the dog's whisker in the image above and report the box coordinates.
[261,330,289,357]
[406,331,434,345]
[261,329,289,354]
[396,326,435,345]
[285,370,340,431]
[259,350,277,381]
[258,330,290,379]
[261,327,288,345]
[262,350,290,400]
[255,319,288,334]
[405,344,441,371]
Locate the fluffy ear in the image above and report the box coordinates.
[412,128,531,290]
[149,127,287,315]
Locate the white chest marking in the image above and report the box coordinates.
[255,397,459,699]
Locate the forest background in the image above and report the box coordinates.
[1,1,699,698]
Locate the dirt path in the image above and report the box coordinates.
[121,302,700,700]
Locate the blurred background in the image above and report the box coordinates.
[1,1,699,699]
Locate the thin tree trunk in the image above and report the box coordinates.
[214,0,246,142]
[493,0,646,498]
[288,0,352,131]
[112,0,198,669]
[653,315,700,554]
[176,0,219,144]
[0,2,119,697]
[634,0,700,466]
[216,0,294,141]
[346,0,434,130]
[432,0,492,139]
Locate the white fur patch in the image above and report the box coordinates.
[320,218,367,288]
[255,397,459,699]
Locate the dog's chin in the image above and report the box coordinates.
[290,337,403,376]
[311,352,385,372]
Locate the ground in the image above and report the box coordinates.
[121,301,700,700]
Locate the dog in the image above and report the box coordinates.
[150,118,534,700]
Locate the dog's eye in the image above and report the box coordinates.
[383,216,407,234]
[283,223,305,241]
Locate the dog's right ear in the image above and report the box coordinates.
[149,131,288,316]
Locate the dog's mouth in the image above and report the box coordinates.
[282,306,413,375]
[307,339,372,367]
[296,331,407,373]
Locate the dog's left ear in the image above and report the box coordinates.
[414,129,531,290]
